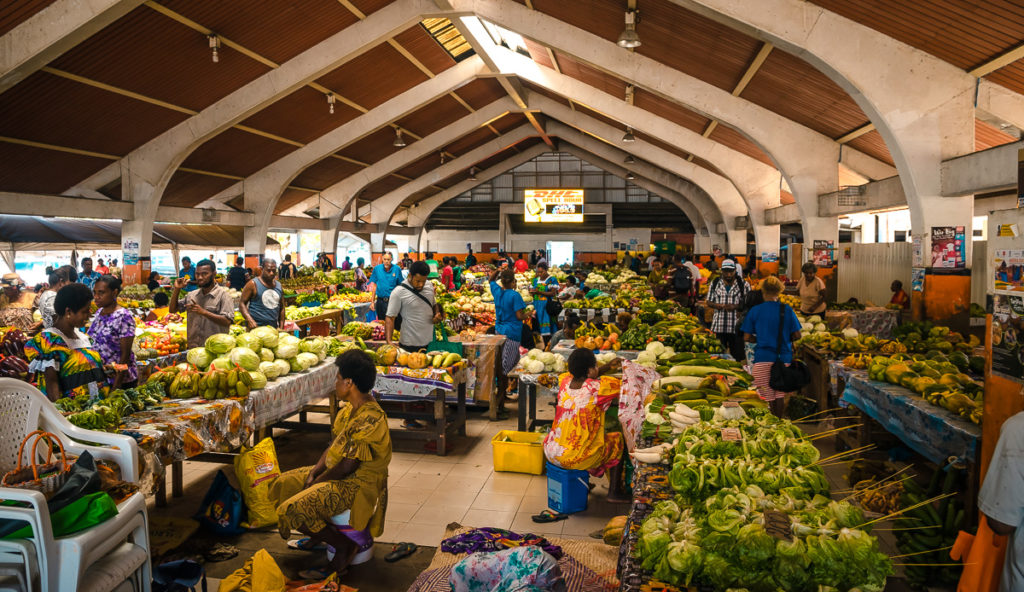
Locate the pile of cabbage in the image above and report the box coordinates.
[515,349,567,374]
[635,341,677,367]
[186,326,330,389]
[636,414,892,591]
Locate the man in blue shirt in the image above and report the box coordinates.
[179,257,197,292]
[79,257,101,288]
[368,252,404,321]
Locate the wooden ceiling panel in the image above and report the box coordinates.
[985,62,1024,97]
[570,103,626,140]
[394,152,442,180]
[160,170,236,208]
[359,175,408,202]
[0,71,189,156]
[394,25,457,75]
[480,138,544,169]
[291,156,364,191]
[315,41,430,110]
[274,188,315,214]
[395,94,473,138]
[0,0,56,36]
[239,86,362,145]
[807,1,1024,72]
[160,0,359,64]
[454,78,508,110]
[445,126,497,156]
[50,6,272,112]
[975,118,1018,151]
[552,51,628,98]
[490,112,528,134]
[780,190,795,205]
[845,129,893,166]
[181,128,298,177]
[633,89,709,135]
[521,80,572,108]
[708,124,776,168]
[0,143,110,195]
[346,0,394,17]
[524,39,555,69]
[741,49,867,139]
[336,127,403,165]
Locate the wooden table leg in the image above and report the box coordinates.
[155,472,167,507]
[171,460,183,498]
[457,382,467,437]
[528,384,537,431]
[517,380,528,431]
[434,390,447,456]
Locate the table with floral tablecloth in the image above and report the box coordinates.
[372,362,468,400]
[373,363,469,456]
[246,358,338,428]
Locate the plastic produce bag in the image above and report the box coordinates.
[234,437,282,528]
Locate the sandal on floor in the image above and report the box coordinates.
[385,542,418,562]
[403,419,425,429]
[287,537,328,552]
[532,509,569,523]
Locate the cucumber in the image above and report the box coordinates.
[944,502,958,534]
[941,466,959,494]
[926,465,943,497]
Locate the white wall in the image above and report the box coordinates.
[420,227,652,254]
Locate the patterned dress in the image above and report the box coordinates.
[542,375,623,476]
[24,328,108,401]
[86,307,138,384]
[271,400,391,537]
[532,276,559,336]
[450,546,564,592]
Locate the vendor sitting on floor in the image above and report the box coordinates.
[271,349,391,576]
[543,348,628,502]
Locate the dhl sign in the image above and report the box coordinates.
[524,188,584,223]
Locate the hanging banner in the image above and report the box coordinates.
[992,249,1024,293]
[930,226,965,269]
[812,240,833,267]
[911,267,926,292]
[991,294,1024,383]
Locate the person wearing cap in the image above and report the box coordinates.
[0,273,37,331]
[706,259,748,361]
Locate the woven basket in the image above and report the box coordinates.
[1,430,74,496]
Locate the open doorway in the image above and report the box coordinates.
[546,241,574,267]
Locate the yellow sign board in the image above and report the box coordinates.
[523,188,584,222]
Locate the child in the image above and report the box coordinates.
[542,349,628,502]
[145,292,171,322]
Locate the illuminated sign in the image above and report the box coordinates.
[524,189,584,223]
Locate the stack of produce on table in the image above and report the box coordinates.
[634,412,892,591]
[636,300,682,324]
[795,318,981,359]
[890,322,979,355]
[583,269,638,289]
[514,349,567,374]
[779,293,801,309]
[134,325,187,360]
[648,317,725,355]
[863,353,983,423]
[340,321,375,340]
[312,269,355,285]
[56,382,166,432]
[294,291,328,306]
[284,305,324,321]
[562,294,632,310]
[438,289,495,316]
[829,301,867,311]
[895,466,966,588]
[372,344,463,369]
[327,288,373,304]
[572,322,621,350]
[0,328,30,379]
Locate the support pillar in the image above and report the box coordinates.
[370,232,386,265]
[120,164,160,285]
[243,225,268,271]
[753,224,781,276]
[694,234,714,257]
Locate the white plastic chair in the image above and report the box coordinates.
[0,378,151,592]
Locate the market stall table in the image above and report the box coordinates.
[507,370,561,432]
[294,309,344,336]
[825,307,900,338]
[450,333,505,420]
[550,340,641,360]
[373,363,468,456]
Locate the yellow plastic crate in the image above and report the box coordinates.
[491,430,546,475]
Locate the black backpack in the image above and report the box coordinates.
[673,265,693,292]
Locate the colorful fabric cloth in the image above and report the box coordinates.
[707,278,747,334]
[87,306,138,383]
[501,338,522,376]
[24,328,107,400]
[79,271,101,288]
[450,546,565,592]
[441,527,563,559]
[751,361,787,402]
[543,375,623,476]
[532,276,559,336]
[272,400,391,537]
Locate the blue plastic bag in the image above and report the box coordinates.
[194,470,247,535]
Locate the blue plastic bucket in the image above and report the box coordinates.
[546,461,589,514]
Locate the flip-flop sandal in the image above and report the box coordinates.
[385,542,417,562]
[204,543,238,562]
[403,419,425,429]
[531,510,569,523]
[287,537,328,551]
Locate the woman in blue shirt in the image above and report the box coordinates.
[490,268,531,420]
[739,276,801,418]
[531,262,559,346]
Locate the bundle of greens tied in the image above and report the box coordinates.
[635,414,893,591]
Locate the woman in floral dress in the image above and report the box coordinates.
[542,348,628,502]
[87,275,137,389]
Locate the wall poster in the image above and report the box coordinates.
[911,268,925,292]
[122,239,139,266]
[992,294,1024,383]
[812,240,834,267]
[912,234,923,267]
[930,226,965,269]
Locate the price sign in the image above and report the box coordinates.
[720,428,741,441]
[723,400,741,408]
[763,510,793,541]
[586,309,595,321]
[602,308,611,320]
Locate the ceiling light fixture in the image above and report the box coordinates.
[469,167,478,181]
[626,171,635,181]
[624,154,635,164]
[440,152,446,165]
[617,10,641,48]
[622,127,636,143]
[326,93,335,114]
[393,128,406,147]
[208,34,221,63]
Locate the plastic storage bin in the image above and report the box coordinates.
[546,462,589,514]
[491,431,546,475]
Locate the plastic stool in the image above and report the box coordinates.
[326,511,373,565]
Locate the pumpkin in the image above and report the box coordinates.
[406,352,428,369]
[377,344,399,366]
[397,352,409,366]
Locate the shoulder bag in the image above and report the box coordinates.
[769,302,810,392]
[542,277,563,318]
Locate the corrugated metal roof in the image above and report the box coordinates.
[633,89,710,135]
[975,118,1018,150]
[395,25,457,75]
[551,52,628,98]
[490,113,528,135]
[337,126,406,165]
[291,157,364,191]
[455,78,509,110]
[0,215,279,249]
[445,126,497,156]
[274,188,314,215]
[708,124,775,168]
[348,0,394,17]
[0,142,111,195]
[0,0,57,36]
[359,175,408,201]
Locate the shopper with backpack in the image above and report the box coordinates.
[706,259,747,361]
[671,256,694,307]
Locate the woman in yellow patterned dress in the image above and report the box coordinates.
[542,348,628,502]
[271,349,391,575]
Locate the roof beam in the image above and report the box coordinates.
[0,0,145,94]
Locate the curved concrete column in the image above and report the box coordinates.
[669,0,976,257]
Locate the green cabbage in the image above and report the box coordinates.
[260,348,275,362]
[665,541,703,585]
[186,347,213,369]
[274,343,299,359]
[205,333,236,355]
[251,326,279,348]
[229,347,261,371]
[235,333,262,351]
[210,357,233,371]
[273,359,291,377]
[296,352,319,369]
[259,361,280,380]
[278,334,300,348]
[289,357,306,372]
[300,337,325,354]
[247,371,267,390]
